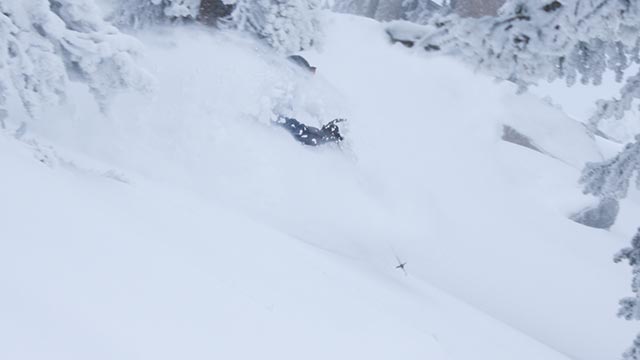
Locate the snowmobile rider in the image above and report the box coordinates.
[273,55,345,147]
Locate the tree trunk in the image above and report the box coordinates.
[198,0,234,25]
[365,0,381,18]
[453,0,505,17]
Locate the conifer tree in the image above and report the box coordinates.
[229,0,322,53]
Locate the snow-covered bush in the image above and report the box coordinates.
[0,0,150,127]
[229,0,322,53]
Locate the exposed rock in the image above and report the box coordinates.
[385,21,429,47]
[570,198,619,230]
[501,125,543,153]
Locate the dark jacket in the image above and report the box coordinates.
[275,116,344,146]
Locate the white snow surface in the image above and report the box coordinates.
[2,13,639,360]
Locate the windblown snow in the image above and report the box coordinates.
[1,12,638,360]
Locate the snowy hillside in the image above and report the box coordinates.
[2,12,638,360]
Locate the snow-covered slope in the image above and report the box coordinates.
[0,133,571,360]
[2,13,637,360]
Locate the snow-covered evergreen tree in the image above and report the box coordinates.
[113,0,237,28]
[113,0,202,28]
[0,0,150,128]
[402,0,443,23]
[333,0,441,22]
[615,228,640,360]
[375,0,406,21]
[389,0,640,92]
[333,0,378,18]
[451,0,505,17]
[228,0,322,53]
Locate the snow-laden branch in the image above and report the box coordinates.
[580,135,640,199]
[614,228,640,360]
[0,0,151,122]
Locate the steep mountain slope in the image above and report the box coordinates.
[1,133,570,360]
[2,12,637,360]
